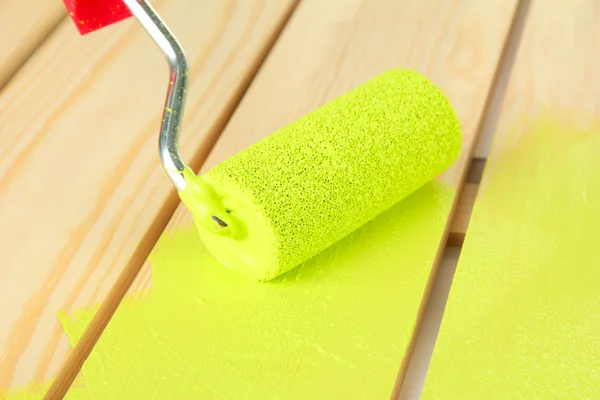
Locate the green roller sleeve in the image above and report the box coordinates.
[179,68,461,281]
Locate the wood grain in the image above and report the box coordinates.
[76,0,520,396]
[0,0,65,89]
[423,0,600,398]
[0,0,297,393]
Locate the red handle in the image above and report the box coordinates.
[62,0,133,35]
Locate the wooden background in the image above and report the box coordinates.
[1,0,596,398]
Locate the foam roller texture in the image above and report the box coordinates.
[180,68,461,281]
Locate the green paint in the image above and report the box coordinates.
[58,181,454,399]
[179,69,461,282]
[422,113,600,399]
[178,166,276,281]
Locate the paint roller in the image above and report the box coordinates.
[64,0,462,282]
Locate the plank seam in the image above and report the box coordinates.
[466,158,486,183]
[472,0,533,162]
[446,0,531,248]
[390,0,529,397]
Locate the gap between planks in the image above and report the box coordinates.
[419,0,600,394]
[399,0,530,396]
[448,0,530,247]
[447,165,481,247]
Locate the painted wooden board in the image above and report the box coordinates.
[422,0,600,398]
[56,0,520,398]
[0,0,65,89]
[0,0,297,396]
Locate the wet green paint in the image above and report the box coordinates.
[422,113,600,399]
[50,181,455,399]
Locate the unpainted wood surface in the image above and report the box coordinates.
[423,0,600,397]
[0,0,297,393]
[103,0,521,396]
[0,0,65,89]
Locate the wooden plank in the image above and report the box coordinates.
[0,0,298,396]
[59,0,520,398]
[0,0,65,89]
[422,0,600,398]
